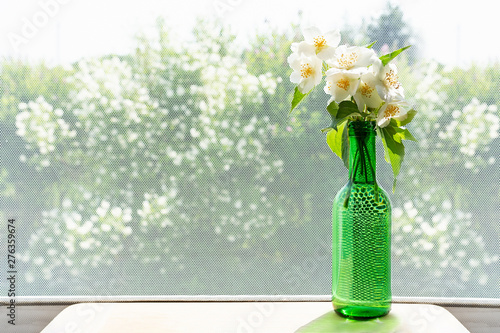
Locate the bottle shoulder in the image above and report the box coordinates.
[334,182,391,206]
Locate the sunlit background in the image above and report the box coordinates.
[0,0,498,299]
[2,0,499,66]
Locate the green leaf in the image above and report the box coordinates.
[379,45,411,66]
[326,120,349,169]
[397,127,417,142]
[378,126,405,192]
[324,101,359,130]
[321,106,335,133]
[365,41,377,49]
[341,121,349,169]
[321,101,339,132]
[337,101,359,119]
[290,86,311,114]
[323,101,339,130]
[326,125,342,160]
[387,121,418,142]
[326,100,339,117]
[391,109,417,127]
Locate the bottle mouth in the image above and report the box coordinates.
[348,120,376,128]
[348,120,376,135]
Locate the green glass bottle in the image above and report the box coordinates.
[332,121,392,319]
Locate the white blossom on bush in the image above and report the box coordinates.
[22,197,134,279]
[16,96,76,156]
[18,23,286,282]
[393,197,498,286]
[438,98,499,157]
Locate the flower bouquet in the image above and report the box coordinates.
[287,27,417,319]
[288,26,417,191]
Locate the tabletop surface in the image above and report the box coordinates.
[38,302,471,333]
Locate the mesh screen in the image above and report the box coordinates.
[0,0,498,300]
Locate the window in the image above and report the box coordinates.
[1,0,498,301]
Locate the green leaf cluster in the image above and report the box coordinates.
[377,110,417,191]
[322,100,363,170]
[298,96,418,192]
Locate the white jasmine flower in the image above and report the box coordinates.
[324,69,360,103]
[288,53,323,93]
[291,27,341,60]
[353,72,384,112]
[377,100,410,128]
[327,45,377,74]
[374,62,405,101]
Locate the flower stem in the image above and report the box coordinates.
[343,143,360,208]
[363,133,380,202]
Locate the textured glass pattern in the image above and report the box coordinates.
[0,1,498,301]
[332,122,391,318]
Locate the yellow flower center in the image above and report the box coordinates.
[300,63,313,79]
[338,52,359,69]
[383,104,400,118]
[336,78,350,91]
[385,70,401,89]
[360,83,373,97]
[313,36,327,51]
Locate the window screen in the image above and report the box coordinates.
[0,0,498,300]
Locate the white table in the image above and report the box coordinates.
[40,302,469,332]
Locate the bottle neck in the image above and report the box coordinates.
[348,121,377,184]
